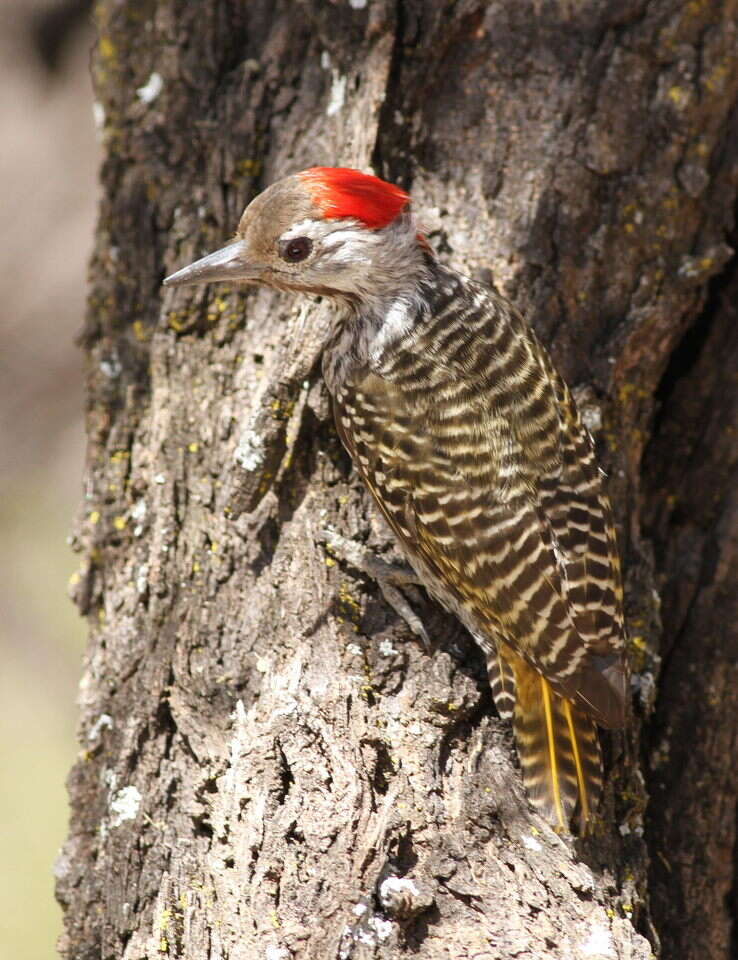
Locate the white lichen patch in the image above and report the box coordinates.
[341,913,395,956]
[224,699,248,794]
[381,877,419,898]
[132,498,147,537]
[379,876,420,914]
[619,817,644,838]
[522,834,543,852]
[348,0,368,8]
[110,785,142,827]
[100,354,122,379]
[320,52,347,116]
[580,923,615,958]
[580,403,603,432]
[327,73,347,116]
[88,713,113,742]
[265,946,290,960]
[368,916,393,942]
[92,101,105,129]
[352,902,368,917]
[136,563,150,595]
[630,670,656,710]
[137,72,164,104]
[378,638,398,656]
[234,428,265,471]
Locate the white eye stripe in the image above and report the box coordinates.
[278,219,367,248]
[321,227,365,248]
[278,219,326,243]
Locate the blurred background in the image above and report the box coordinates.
[0,1,96,955]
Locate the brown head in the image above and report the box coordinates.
[163,167,426,303]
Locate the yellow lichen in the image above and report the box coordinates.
[338,581,361,624]
[167,311,188,332]
[237,158,262,177]
[131,320,147,341]
[98,35,116,62]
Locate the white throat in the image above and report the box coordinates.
[322,287,427,395]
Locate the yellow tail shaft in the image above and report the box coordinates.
[506,654,602,833]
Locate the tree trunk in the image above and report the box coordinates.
[57,2,738,958]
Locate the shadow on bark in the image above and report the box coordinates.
[643,241,738,960]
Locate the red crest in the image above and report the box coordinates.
[298,167,410,229]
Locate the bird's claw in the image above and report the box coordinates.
[320,528,431,651]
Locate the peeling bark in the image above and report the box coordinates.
[58,1,738,958]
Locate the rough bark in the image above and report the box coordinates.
[643,266,738,959]
[57,2,738,958]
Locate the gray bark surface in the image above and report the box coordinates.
[57,2,738,958]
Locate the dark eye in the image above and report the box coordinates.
[280,237,312,263]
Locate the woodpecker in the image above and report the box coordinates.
[164,167,628,832]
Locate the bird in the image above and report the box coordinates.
[163,166,628,833]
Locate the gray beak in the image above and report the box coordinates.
[162,239,262,287]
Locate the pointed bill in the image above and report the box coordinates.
[162,239,262,287]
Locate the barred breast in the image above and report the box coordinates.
[327,260,627,831]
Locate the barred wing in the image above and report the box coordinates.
[333,356,626,731]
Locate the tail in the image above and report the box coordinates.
[500,651,603,833]
[486,647,516,721]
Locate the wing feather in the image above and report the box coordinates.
[331,285,627,734]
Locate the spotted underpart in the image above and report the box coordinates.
[328,257,627,833]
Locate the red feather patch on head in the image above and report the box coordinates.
[298,167,410,229]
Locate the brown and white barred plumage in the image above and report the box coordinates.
[329,262,625,831]
[164,167,628,832]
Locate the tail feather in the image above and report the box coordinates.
[510,659,602,833]
[486,644,516,721]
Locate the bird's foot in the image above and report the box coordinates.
[320,528,430,650]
